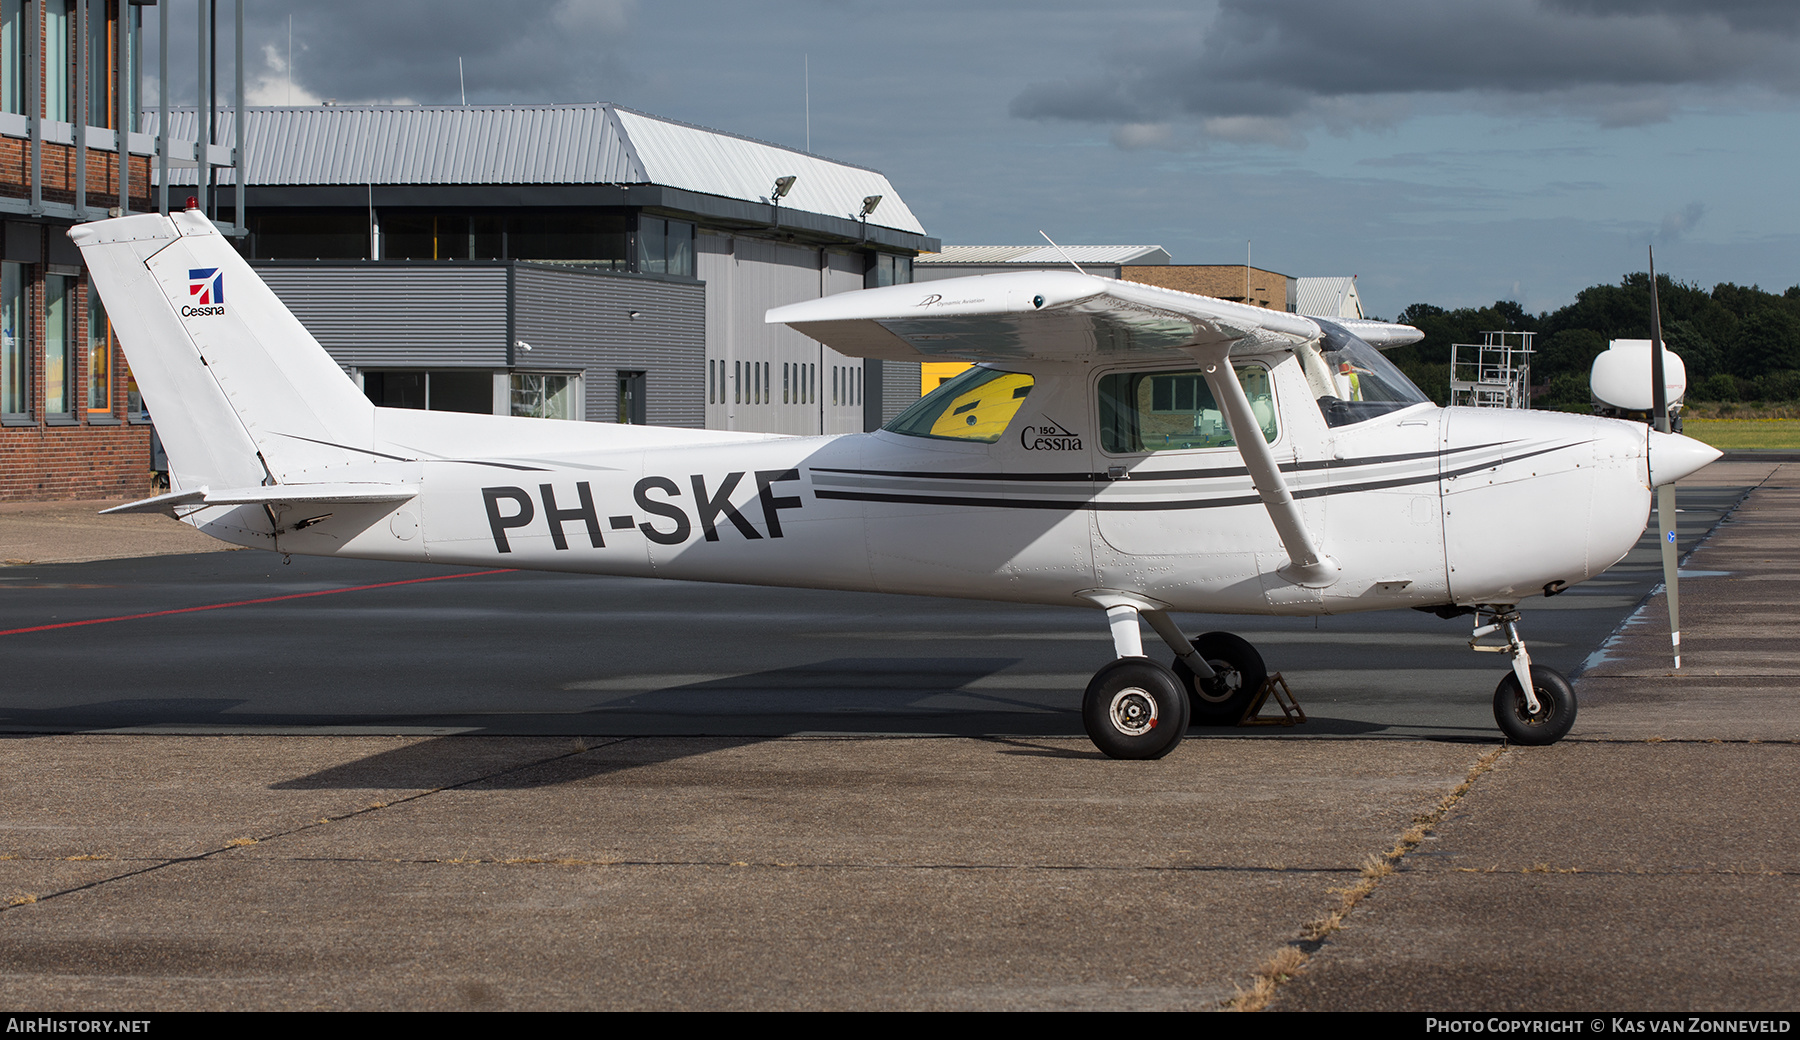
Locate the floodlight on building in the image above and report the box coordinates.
[855,195,883,241]
[769,175,798,230]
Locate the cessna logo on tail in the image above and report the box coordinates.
[182,268,225,316]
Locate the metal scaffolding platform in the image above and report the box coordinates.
[1450,331,1535,409]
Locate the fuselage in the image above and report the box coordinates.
[183,351,1658,616]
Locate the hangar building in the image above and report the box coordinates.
[154,103,938,439]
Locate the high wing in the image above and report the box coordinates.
[765,270,1422,362]
[770,270,1423,588]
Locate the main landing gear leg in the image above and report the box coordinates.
[1471,606,1576,746]
[1081,604,1189,760]
[1143,610,1268,726]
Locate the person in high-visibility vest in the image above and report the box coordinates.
[1337,360,1365,402]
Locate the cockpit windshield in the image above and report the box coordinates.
[1304,324,1430,427]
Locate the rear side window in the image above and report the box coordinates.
[885,366,1035,443]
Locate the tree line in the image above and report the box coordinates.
[1377,274,1800,410]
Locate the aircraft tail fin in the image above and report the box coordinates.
[71,210,375,491]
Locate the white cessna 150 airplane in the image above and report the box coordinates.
[77,208,1720,759]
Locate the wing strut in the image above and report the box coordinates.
[1194,345,1340,588]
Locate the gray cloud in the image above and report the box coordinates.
[151,1,637,107]
[1659,201,1707,242]
[1011,0,1800,142]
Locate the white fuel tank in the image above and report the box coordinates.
[1590,339,1686,413]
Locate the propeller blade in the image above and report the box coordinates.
[1658,482,1681,668]
[1648,247,1681,669]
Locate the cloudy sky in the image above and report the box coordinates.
[146,0,1800,317]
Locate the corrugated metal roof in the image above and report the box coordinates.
[1295,276,1363,319]
[151,103,924,235]
[611,109,923,236]
[917,244,1170,265]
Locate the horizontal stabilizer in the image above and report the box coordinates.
[102,483,419,517]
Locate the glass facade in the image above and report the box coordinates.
[249,210,702,276]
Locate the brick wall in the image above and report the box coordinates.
[1121,265,1293,311]
[1,223,153,502]
[0,139,153,211]
[0,421,151,500]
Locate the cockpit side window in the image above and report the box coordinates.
[884,365,1035,443]
[1098,364,1277,453]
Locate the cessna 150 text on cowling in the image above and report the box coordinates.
[77,208,1720,759]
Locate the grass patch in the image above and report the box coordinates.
[1681,418,1800,450]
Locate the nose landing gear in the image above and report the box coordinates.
[1471,606,1577,745]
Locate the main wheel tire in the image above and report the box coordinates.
[1082,657,1189,760]
[1173,632,1267,726]
[1493,665,1576,745]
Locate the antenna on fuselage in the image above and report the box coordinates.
[1038,230,1087,275]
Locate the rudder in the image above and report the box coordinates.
[71,209,375,491]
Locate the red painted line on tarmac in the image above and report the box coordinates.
[0,569,517,637]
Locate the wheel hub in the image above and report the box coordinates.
[1108,687,1160,736]
[1195,662,1241,703]
[1513,690,1554,724]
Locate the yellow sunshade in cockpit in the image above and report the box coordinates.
[928,372,1035,441]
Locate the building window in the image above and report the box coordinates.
[382,214,503,261]
[86,0,126,128]
[636,216,694,277]
[87,286,111,415]
[44,274,74,417]
[249,211,373,260]
[0,0,21,116]
[0,262,22,416]
[44,0,70,123]
[508,212,630,266]
[362,370,495,414]
[865,253,913,288]
[515,372,580,421]
[610,371,642,424]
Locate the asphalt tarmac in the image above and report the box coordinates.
[0,482,1750,739]
[0,462,1794,1011]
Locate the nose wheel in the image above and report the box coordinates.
[1494,666,1576,745]
[1468,606,1577,745]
